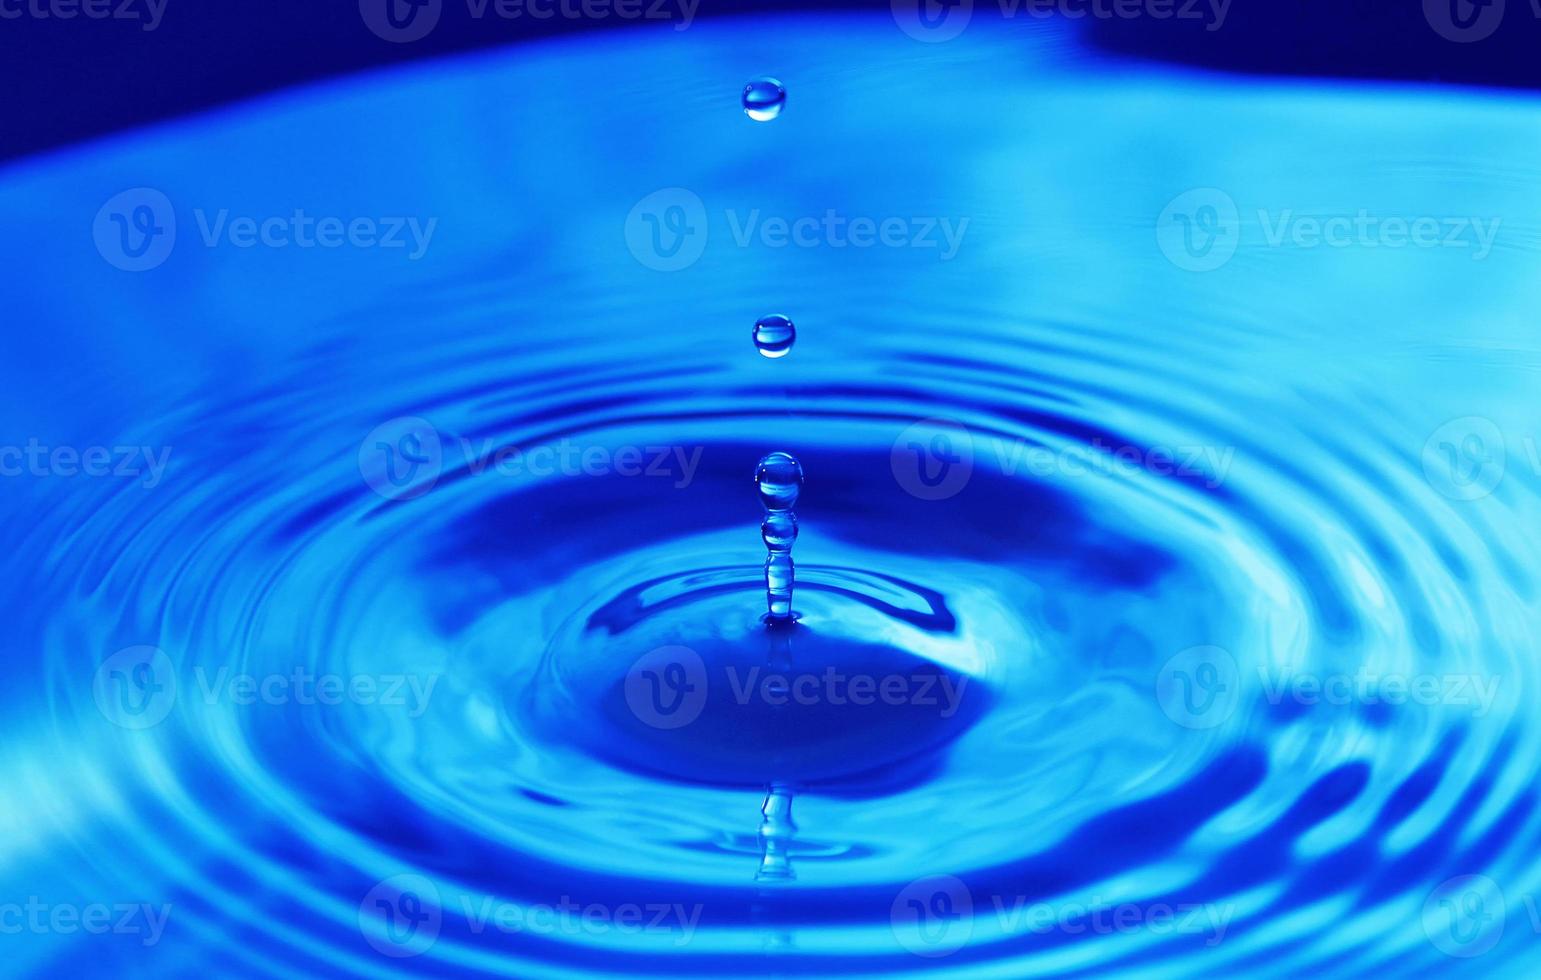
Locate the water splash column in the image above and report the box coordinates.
[755,782,797,881]
[755,452,803,622]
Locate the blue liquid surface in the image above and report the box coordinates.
[3,12,1541,978]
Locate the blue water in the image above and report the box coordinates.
[4,11,1541,978]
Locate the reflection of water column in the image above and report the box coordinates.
[755,452,804,622]
[756,781,797,882]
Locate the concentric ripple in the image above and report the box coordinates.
[3,10,1541,979]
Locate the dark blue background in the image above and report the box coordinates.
[5,0,1541,162]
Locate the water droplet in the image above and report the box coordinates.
[742,78,786,122]
[755,452,803,512]
[761,512,798,553]
[753,314,796,358]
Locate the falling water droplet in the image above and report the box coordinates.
[755,452,803,511]
[755,452,803,621]
[753,314,796,358]
[742,77,787,122]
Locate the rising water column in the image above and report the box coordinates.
[755,452,803,622]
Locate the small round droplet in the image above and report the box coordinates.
[755,452,803,512]
[753,314,795,358]
[761,512,798,553]
[742,78,786,122]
